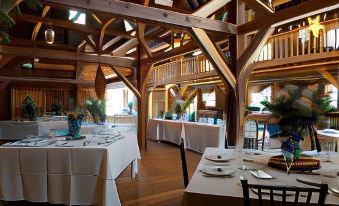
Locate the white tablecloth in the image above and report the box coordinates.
[37,121,68,135]
[147,119,226,153]
[0,133,141,206]
[0,121,39,140]
[183,148,339,206]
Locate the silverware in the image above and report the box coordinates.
[83,141,91,146]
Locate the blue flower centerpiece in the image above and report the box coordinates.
[281,132,304,172]
[67,112,85,140]
[268,131,320,173]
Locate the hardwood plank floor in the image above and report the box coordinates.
[117,140,201,206]
[2,140,201,206]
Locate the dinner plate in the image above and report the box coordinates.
[250,170,274,179]
[205,154,233,162]
[201,166,236,177]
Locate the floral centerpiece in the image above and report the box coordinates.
[263,85,333,172]
[261,84,335,152]
[67,111,85,140]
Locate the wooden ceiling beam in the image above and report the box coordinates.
[244,0,273,15]
[11,38,77,52]
[0,76,93,85]
[47,0,237,34]
[192,0,231,18]
[318,69,339,89]
[31,6,51,41]
[138,23,153,58]
[98,17,116,52]
[238,0,338,33]
[90,13,103,26]
[102,36,123,52]
[0,45,137,68]
[14,14,135,39]
[189,27,236,91]
[112,38,139,56]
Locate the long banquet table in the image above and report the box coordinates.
[147,119,226,153]
[0,131,141,206]
[183,147,339,206]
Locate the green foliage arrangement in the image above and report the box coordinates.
[22,95,36,120]
[169,84,197,119]
[164,112,173,120]
[85,98,106,124]
[158,110,164,119]
[261,84,335,152]
[0,1,42,44]
[51,102,63,116]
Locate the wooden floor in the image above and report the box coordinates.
[3,140,202,206]
[117,140,202,206]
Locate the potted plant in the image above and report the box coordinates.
[22,95,36,121]
[51,102,63,116]
[261,84,335,152]
[128,102,133,114]
[169,84,198,120]
[85,98,106,124]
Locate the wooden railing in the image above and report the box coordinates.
[328,112,339,130]
[148,57,215,86]
[257,19,338,62]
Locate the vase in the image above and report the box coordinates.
[68,118,83,139]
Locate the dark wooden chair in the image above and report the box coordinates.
[241,179,328,206]
[179,138,189,188]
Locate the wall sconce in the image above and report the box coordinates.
[45,28,55,44]
[308,15,324,38]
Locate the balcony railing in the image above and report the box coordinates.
[148,19,338,86]
[257,19,338,62]
[148,57,215,86]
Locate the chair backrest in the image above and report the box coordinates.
[243,118,259,150]
[241,179,328,206]
[179,138,189,188]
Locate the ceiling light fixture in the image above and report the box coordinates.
[45,28,55,44]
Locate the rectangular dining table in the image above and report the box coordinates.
[183,147,339,206]
[0,132,141,206]
[147,119,226,153]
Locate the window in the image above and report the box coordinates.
[69,10,86,25]
[106,88,135,116]
[203,90,216,107]
[326,29,339,50]
[250,86,272,110]
[325,84,338,108]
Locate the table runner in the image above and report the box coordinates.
[183,147,339,206]
[0,132,140,206]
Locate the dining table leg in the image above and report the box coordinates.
[131,159,139,179]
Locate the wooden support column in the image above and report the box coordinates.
[189,27,236,91]
[236,25,275,145]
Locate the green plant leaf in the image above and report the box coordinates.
[0,9,15,28]
[0,31,11,44]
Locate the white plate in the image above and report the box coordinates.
[205,154,233,162]
[250,170,274,179]
[201,166,236,176]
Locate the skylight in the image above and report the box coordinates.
[124,20,134,32]
[154,0,173,7]
[69,10,86,25]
